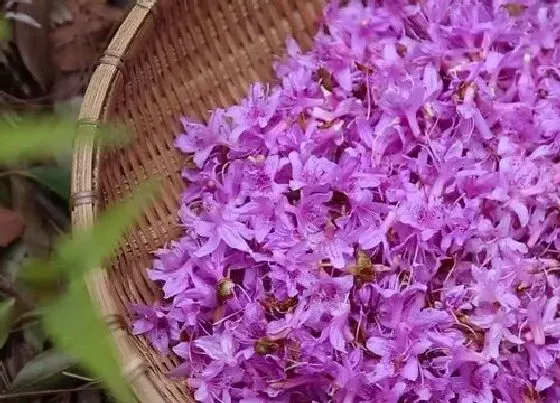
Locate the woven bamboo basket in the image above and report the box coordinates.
[71,0,325,401]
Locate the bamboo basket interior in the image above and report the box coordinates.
[71,0,325,401]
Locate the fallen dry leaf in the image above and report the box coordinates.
[50,0,127,101]
[51,0,126,73]
[0,207,24,247]
[13,0,54,93]
[11,177,52,259]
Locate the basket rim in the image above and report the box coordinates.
[71,1,182,402]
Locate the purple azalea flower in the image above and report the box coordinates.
[188,362,236,403]
[321,302,352,352]
[191,198,254,257]
[469,309,523,360]
[441,202,478,250]
[238,155,288,201]
[194,332,238,366]
[226,83,280,143]
[495,373,527,403]
[359,210,397,252]
[452,363,498,403]
[470,263,520,308]
[280,67,323,115]
[308,222,354,269]
[266,301,311,340]
[470,215,528,259]
[148,258,193,299]
[535,99,560,139]
[175,109,229,168]
[379,78,426,137]
[177,271,217,309]
[234,199,275,243]
[455,82,494,141]
[239,302,267,338]
[132,1,560,400]
[526,296,560,345]
[397,189,445,241]
[263,197,302,250]
[152,238,192,272]
[313,40,354,92]
[332,1,395,57]
[130,304,175,353]
[332,149,383,202]
[288,190,332,236]
[268,243,316,298]
[168,295,200,329]
[485,155,546,227]
[366,325,430,382]
[275,122,307,154]
[180,165,222,204]
[288,151,336,191]
[330,349,364,402]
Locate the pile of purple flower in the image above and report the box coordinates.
[131,1,560,401]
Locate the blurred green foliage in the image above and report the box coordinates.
[0,115,153,402]
[3,165,71,200]
[0,116,76,163]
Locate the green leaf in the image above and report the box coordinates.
[53,180,158,279]
[0,115,134,164]
[17,259,63,303]
[22,321,46,353]
[30,182,157,401]
[0,297,15,348]
[95,122,135,150]
[0,16,10,42]
[16,165,70,200]
[42,279,134,402]
[0,178,11,206]
[11,349,73,390]
[0,116,76,163]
